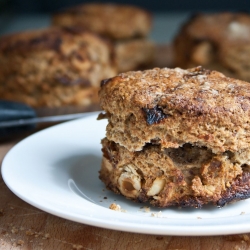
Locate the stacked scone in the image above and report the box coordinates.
[52,3,154,73]
[99,66,250,208]
[0,27,116,110]
[174,12,250,82]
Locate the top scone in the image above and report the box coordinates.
[52,3,151,40]
[99,66,250,154]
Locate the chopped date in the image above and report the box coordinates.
[142,106,168,125]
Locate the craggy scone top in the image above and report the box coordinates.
[52,3,152,40]
[99,66,250,153]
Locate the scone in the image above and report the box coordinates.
[174,12,250,82]
[115,38,155,73]
[0,27,116,108]
[52,3,151,40]
[52,3,154,73]
[99,66,250,208]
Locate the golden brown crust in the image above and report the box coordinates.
[0,27,117,108]
[174,12,250,81]
[99,66,250,153]
[52,3,152,40]
[100,137,250,208]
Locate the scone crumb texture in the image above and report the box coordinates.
[109,203,126,212]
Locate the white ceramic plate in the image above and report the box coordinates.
[2,113,250,236]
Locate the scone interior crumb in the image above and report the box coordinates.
[100,137,250,208]
[109,203,121,211]
[109,203,127,212]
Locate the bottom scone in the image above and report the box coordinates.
[100,137,250,208]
